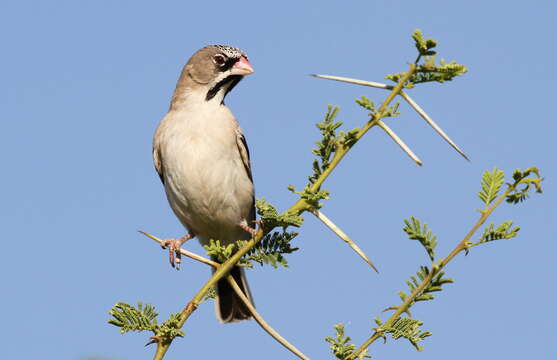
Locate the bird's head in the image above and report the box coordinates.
[174,45,254,104]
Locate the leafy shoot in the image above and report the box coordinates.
[403,217,437,261]
[326,324,370,360]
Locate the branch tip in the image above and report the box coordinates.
[313,73,469,162]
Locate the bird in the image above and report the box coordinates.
[152,45,256,323]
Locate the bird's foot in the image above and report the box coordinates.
[160,234,194,269]
[239,219,258,237]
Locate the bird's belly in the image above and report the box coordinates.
[163,140,253,245]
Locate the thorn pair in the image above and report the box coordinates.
[311,73,470,163]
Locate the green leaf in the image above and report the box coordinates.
[478,168,505,207]
[386,30,465,87]
[108,302,159,334]
[201,287,217,303]
[240,230,299,268]
[381,101,401,118]
[400,266,453,307]
[158,313,185,340]
[256,198,304,228]
[505,167,543,204]
[339,127,360,149]
[411,29,436,55]
[203,239,235,263]
[355,96,375,112]
[289,185,330,209]
[309,105,342,185]
[478,221,520,243]
[203,230,299,269]
[403,217,437,261]
[379,317,432,351]
[386,57,467,87]
[325,324,371,360]
[108,302,185,341]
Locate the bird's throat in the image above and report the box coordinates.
[206,75,243,103]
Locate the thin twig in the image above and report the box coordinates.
[310,210,379,273]
[311,74,469,161]
[138,231,309,360]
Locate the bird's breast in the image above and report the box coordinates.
[158,108,253,244]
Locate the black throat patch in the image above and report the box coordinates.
[205,75,243,103]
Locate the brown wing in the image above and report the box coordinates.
[236,128,256,223]
[153,141,165,185]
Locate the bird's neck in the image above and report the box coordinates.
[169,86,228,114]
[169,85,218,110]
[170,73,241,111]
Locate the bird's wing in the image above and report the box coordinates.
[235,127,256,222]
[152,138,165,185]
[235,127,253,182]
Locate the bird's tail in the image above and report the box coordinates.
[214,265,254,323]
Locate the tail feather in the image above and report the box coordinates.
[214,266,254,323]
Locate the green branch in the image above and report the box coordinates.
[291,64,417,216]
[111,30,510,360]
[347,168,543,359]
[148,63,417,360]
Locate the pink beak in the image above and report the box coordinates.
[230,56,254,76]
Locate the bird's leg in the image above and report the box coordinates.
[239,219,258,237]
[161,233,194,269]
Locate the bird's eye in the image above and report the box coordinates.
[213,54,226,67]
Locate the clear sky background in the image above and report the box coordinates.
[1,1,555,359]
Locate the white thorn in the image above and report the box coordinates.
[311,209,379,273]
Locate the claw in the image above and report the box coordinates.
[160,234,193,269]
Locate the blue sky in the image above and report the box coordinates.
[1,1,555,359]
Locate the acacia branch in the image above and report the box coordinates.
[347,185,515,359]
[139,231,309,360]
[311,74,468,161]
[148,64,417,359]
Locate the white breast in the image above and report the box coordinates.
[156,100,254,245]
